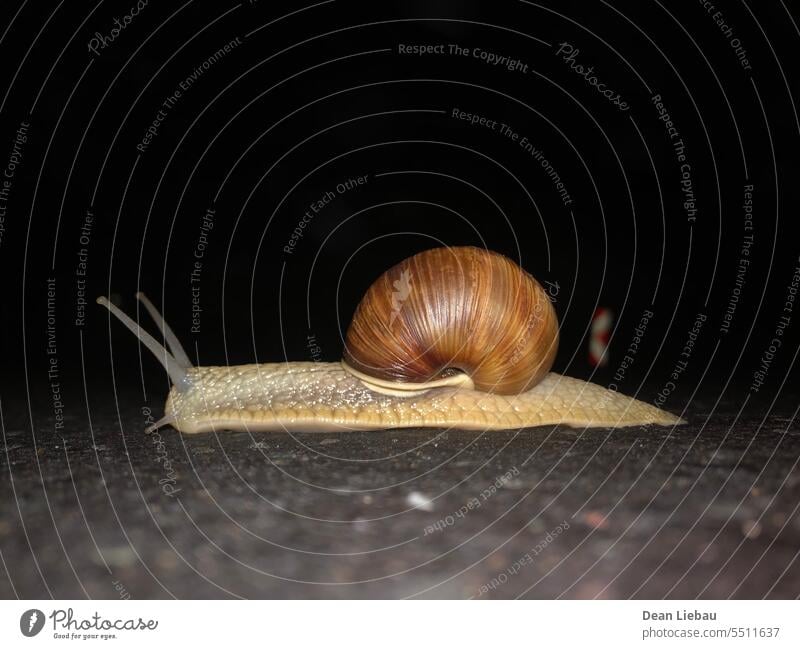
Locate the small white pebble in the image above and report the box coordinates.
[742,520,762,539]
[406,491,434,511]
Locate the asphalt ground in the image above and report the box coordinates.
[2,390,798,599]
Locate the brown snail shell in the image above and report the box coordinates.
[341,246,559,395]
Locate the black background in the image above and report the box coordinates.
[1,1,799,414]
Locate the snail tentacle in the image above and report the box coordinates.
[96,295,192,391]
[135,292,193,368]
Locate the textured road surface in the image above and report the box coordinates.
[2,391,799,599]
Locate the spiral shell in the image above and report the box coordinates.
[342,246,559,394]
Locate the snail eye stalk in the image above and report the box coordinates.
[96,295,191,391]
[134,292,192,368]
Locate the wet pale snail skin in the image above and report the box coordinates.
[97,246,684,434]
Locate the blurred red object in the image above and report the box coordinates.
[589,307,613,367]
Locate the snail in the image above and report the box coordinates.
[97,246,683,434]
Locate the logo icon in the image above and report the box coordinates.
[389,269,413,326]
[20,609,45,637]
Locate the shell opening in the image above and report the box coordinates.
[341,361,475,397]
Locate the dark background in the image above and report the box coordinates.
[1,0,799,401]
[1,0,799,599]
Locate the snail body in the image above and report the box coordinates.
[158,363,679,434]
[98,247,683,434]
